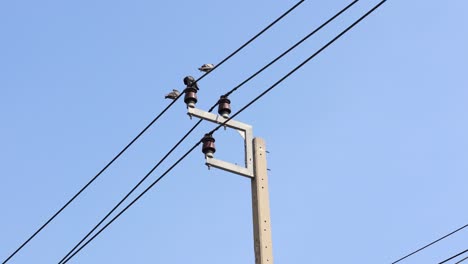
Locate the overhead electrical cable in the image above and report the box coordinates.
[196,0,305,83]
[455,255,468,264]
[58,2,358,262]
[57,122,202,264]
[61,142,201,264]
[208,0,387,136]
[438,249,468,264]
[222,0,359,98]
[60,1,387,262]
[2,96,181,264]
[1,2,304,263]
[391,223,468,264]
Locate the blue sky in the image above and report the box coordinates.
[1,0,467,263]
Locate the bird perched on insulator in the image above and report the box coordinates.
[184,76,199,90]
[198,63,214,72]
[165,89,180,100]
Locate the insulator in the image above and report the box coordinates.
[217,96,231,118]
[201,133,216,158]
[184,87,198,108]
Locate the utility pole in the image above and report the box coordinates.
[183,80,273,263]
[251,138,273,264]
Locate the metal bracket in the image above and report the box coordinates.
[188,107,254,178]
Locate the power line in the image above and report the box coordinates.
[61,141,201,264]
[223,0,359,98]
[209,0,388,136]
[57,2,357,262]
[1,96,180,264]
[58,120,203,264]
[196,0,305,83]
[1,2,304,263]
[391,224,468,264]
[456,255,468,264]
[438,249,468,264]
[60,2,387,262]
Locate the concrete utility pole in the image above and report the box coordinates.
[184,91,273,264]
[251,138,273,264]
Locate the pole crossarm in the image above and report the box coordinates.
[187,107,254,178]
[187,106,273,264]
[205,158,253,178]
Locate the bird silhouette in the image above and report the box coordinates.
[198,63,214,72]
[165,89,180,99]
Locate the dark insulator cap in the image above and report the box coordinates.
[217,95,231,118]
[201,133,216,157]
[184,87,198,108]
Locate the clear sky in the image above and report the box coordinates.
[1,0,467,263]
